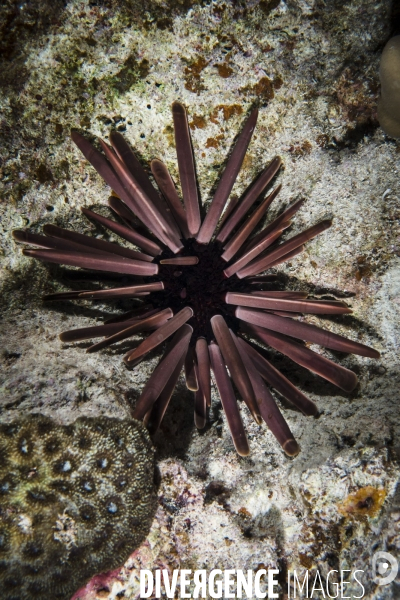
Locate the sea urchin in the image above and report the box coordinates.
[13,102,380,457]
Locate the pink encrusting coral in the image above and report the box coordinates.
[14,102,380,457]
[70,566,122,600]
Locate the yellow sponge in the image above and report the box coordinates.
[378,35,400,138]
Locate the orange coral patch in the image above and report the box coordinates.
[338,486,386,518]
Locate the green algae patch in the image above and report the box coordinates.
[110,54,150,94]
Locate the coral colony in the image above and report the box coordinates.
[0,415,155,600]
[14,102,379,457]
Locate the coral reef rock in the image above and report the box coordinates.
[0,414,156,600]
[1,0,399,597]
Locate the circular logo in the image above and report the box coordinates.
[372,552,398,586]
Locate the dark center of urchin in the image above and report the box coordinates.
[150,240,249,343]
